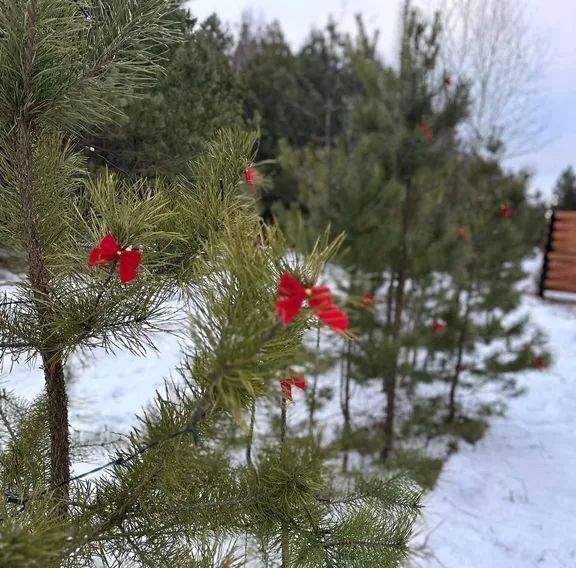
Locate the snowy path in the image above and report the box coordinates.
[416,295,576,568]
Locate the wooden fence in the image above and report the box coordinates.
[539,210,576,296]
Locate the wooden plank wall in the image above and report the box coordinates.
[540,210,576,295]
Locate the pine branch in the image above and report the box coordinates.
[0,400,17,443]
[7,321,285,511]
[323,538,405,549]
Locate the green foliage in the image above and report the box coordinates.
[387,449,444,491]
[85,12,245,178]
[0,0,552,565]
[1,395,50,493]
[0,500,71,568]
[0,0,181,136]
[441,418,488,445]
[0,3,422,564]
[272,2,547,483]
[553,166,576,210]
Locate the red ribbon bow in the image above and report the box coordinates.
[431,320,446,334]
[280,376,306,401]
[420,120,433,143]
[457,228,469,241]
[500,204,512,218]
[244,168,256,191]
[88,234,141,284]
[361,294,374,308]
[276,273,349,333]
[534,357,545,369]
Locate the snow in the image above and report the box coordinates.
[413,296,576,567]
[0,325,186,476]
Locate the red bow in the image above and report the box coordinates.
[431,320,446,334]
[420,120,433,143]
[244,168,256,191]
[280,376,306,401]
[88,234,141,284]
[534,357,545,369]
[361,294,374,308]
[456,228,469,241]
[276,273,349,333]
[500,204,512,218]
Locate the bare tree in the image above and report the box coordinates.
[437,0,547,156]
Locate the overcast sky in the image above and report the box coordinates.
[187,0,576,199]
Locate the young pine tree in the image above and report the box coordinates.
[279,3,470,461]
[553,166,576,210]
[0,0,184,509]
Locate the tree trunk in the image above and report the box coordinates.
[380,172,412,462]
[341,342,352,472]
[382,272,396,393]
[16,2,70,509]
[380,271,406,462]
[447,293,471,423]
[246,399,256,466]
[18,122,71,508]
[280,396,287,445]
[307,327,321,435]
[279,395,289,566]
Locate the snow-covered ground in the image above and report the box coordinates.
[413,293,576,568]
[2,262,576,567]
[0,320,187,473]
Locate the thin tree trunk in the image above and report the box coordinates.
[280,395,289,566]
[246,399,256,466]
[281,531,290,568]
[280,396,287,446]
[341,342,352,472]
[307,327,321,435]
[380,271,406,462]
[385,273,396,329]
[16,0,70,513]
[406,346,419,398]
[382,273,396,393]
[17,132,70,508]
[380,172,412,462]
[422,348,431,373]
[307,374,319,437]
[447,292,472,423]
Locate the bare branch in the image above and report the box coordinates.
[437,0,548,156]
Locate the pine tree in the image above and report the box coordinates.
[237,19,363,220]
[553,166,576,210]
[83,10,244,179]
[279,2,470,461]
[0,0,184,509]
[434,155,549,425]
[275,1,547,481]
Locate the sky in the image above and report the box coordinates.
[187,0,576,199]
